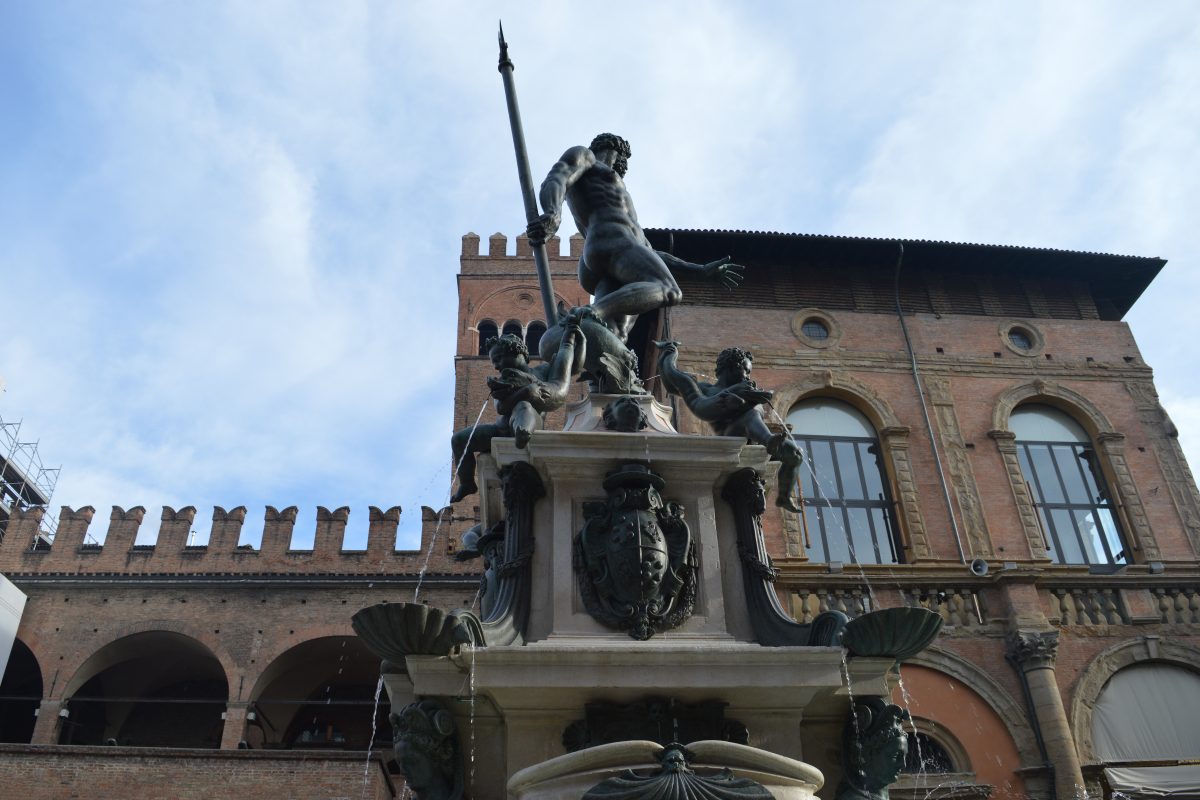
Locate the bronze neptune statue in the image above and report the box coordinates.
[527,133,744,343]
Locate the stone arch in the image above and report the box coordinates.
[245,634,386,750]
[59,618,239,699]
[0,637,42,743]
[904,646,1041,769]
[59,629,229,747]
[1069,638,1200,764]
[988,379,1159,562]
[476,319,498,355]
[991,380,1116,439]
[471,284,578,332]
[773,371,902,432]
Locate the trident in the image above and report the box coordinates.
[497,22,558,328]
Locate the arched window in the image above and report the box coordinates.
[525,321,546,357]
[902,731,957,773]
[788,398,900,564]
[502,319,522,339]
[477,320,498,355]
[1092,663,1200,796]
[1012,404,1127,565]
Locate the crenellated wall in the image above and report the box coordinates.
[0,504,476,577]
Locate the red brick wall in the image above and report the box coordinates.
[0,745,395,800]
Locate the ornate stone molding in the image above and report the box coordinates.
[988,430,1050,560]
[925,377,993,557]
[879,426,931,561]
[990,380,1114,438]
[1005,630,1059,671]
[583,742,772,800]
[903,647,1041,770]
[1094,433,1160,561]
[1126,379,1200,556]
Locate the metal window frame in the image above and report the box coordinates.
[793,433,902,565]
[1017,439,1128,565]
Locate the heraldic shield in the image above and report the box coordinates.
[575,463,697,640]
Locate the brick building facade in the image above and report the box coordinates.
[1,228,1198,799]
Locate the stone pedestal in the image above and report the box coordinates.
[396,429,901,799]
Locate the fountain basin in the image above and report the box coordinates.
[508,739,824,800]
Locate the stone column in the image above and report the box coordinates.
[31,698,64,744]
[1007,630,1085,799]
[220,702,249,749]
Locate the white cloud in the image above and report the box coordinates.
[2,1,1198,552]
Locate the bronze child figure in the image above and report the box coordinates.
[656,340,804,512]
[450,314,582,503]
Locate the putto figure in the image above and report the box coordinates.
[656,341,804,512]
[527,133,744,342]
[450,316,581,502]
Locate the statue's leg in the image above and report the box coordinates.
[587,242,681,324]
[736,412,805,513]
[509,401,540,449]
[450,424,499,503]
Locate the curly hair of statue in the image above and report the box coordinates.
[485,333,529,358]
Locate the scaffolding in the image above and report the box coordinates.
[0,414,59,547]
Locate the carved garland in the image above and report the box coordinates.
[924,377,993,557]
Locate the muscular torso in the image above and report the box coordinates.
[566,161,648,246]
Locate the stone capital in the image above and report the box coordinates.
[1006,629,1059,671]
[987,429,1017,445]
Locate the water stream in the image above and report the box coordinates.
[359,674,386,800]
[414,398,490,602]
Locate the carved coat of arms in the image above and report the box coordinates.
[575,463,696,640]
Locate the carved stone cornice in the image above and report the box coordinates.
[1006,629,1059,671]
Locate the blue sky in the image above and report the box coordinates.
[2,2,1198,549]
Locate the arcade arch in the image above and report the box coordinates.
[246,636,388,750]
[0,638,42,743]
[59,631,227,747]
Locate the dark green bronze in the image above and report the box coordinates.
[658,342,803,512]
[562,697,747,753]
[842,606,944,661]
[836,697,910,800]
[450,316,580,502]
[602,395,650,432]
[722,468,849,647]
[474,461,544,646]
[351,603,479,664]
[583,742,772,800]
[392,698,464,800]
[527,133,744,344]
[575,464,696,640]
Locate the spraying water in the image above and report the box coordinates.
[359,674,386,800]
[414,398,490,602]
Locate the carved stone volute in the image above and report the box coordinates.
[1005,629,1059,671]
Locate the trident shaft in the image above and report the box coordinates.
[497,22,558,327]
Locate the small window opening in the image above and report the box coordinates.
[801,319,829,341]
[902,732,956,773]
[1008,329,1034,351]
